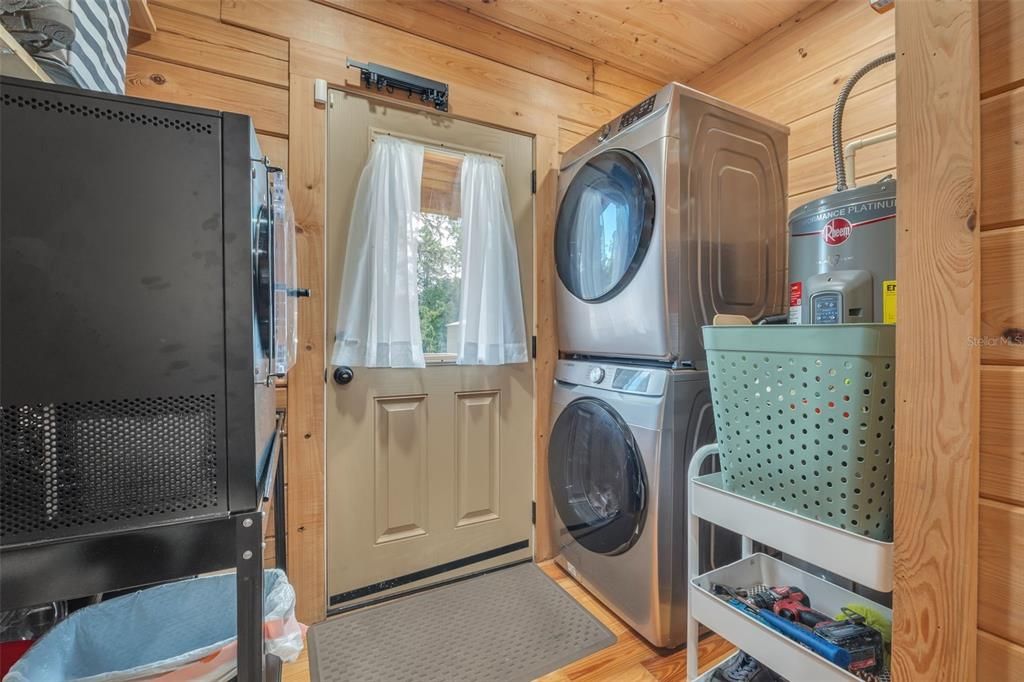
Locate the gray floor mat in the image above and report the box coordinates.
[308,562,616,681]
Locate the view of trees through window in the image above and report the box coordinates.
[415,212,462,354]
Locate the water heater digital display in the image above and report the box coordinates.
[811,292,842,324]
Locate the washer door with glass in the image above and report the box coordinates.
[555,149,655,303]
[548,397,647,555]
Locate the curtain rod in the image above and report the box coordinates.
[370,129,504,164]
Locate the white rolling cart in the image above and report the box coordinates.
[686,444,894,681]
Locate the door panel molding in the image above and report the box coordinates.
[455,390,501,528]
[374,395,429,544]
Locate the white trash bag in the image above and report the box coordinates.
[5,569,305,682]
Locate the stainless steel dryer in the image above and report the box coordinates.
[555,82,789,365]
[547,359,739,648]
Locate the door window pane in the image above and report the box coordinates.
[417,149,464,358]
[416,212,462,355]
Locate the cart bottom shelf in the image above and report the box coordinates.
[691,554,892,682]
[694,648,890,682]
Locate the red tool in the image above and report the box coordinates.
[752,586,833,628]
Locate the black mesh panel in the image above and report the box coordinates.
[1,395,220,545]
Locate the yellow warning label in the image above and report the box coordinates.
[883,280,897,324]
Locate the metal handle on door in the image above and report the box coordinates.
[333,366,355,385]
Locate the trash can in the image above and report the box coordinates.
[0,602,67,677]
[4,569,304,682]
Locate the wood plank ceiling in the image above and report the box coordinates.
[439,0,821,85]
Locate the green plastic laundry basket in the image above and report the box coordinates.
[703,324,896,541]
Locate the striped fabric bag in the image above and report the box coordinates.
[12,0,130,94]
[68,0,130,94]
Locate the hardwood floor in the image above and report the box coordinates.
[282,561,735,681]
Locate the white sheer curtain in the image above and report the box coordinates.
[455,154,528,365]
[332,136,426,368]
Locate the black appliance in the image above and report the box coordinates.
[0,77,302,548]
[1,76,302,679]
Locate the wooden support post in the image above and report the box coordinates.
[286,73,328,625]
[892,2,981,680]
[533,134,559,561]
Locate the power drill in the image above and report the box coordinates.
[753,587,885,675]
[751,586,831,628]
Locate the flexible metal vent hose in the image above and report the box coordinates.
[832,52,896,192]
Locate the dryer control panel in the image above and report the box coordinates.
[618,95,656,131]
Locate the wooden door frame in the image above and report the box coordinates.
[892,2,981,680]
[285,56,562,624]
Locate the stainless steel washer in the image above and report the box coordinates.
[555,82,790,365]
[547,359,738,648]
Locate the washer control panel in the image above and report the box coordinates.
[611,367,651,393]
[618,95,656,131]
[555,360,667,396]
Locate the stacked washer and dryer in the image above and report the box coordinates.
[547,83,789,648]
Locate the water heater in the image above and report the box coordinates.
[787,52,897,325]
[788,176,896,324]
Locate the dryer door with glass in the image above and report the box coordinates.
[554,141,671,361]
[556,150,655,303]
[548,397,647,556]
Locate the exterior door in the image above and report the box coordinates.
[325,91,534,609]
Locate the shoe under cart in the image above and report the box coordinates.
[686,444,893,682]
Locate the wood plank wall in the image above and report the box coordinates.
[123,0,654,624]
[687,1,895,214]
[977,0,1024,678]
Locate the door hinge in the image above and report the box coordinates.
[531,501,536,525]
[530,169,537,194]
[531,335,537,359]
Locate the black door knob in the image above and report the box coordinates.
[333,366,355,385]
